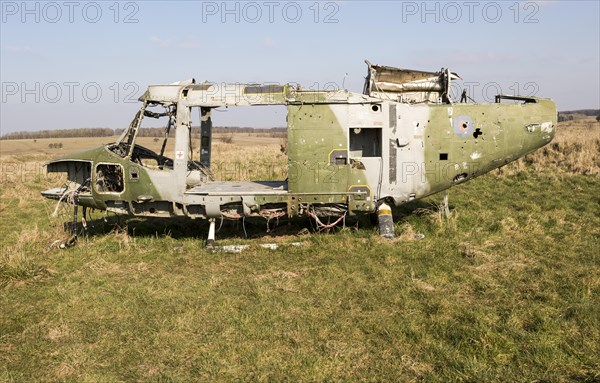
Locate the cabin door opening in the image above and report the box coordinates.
[349,127,383,199]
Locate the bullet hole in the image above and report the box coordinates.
[462,122,468,129]
[473,128,483,138]
[453,173,468,183]
[439,153,448,160]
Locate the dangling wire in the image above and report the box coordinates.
[307,209,347,233]
[242,216,247,238]
[82,206,88,231]
[216,215,224,233]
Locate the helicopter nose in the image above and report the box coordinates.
[523,121,556,153]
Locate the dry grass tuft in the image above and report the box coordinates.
[395,222,418,241]
[0,226,56,287]
[85,258,122,275]
[0,250,48,287]
[412,200,459,231]
[219,134,234,144]
[47,324,70,341]
[460,242,492,260]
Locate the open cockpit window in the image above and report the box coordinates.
[108,102,176,170]
[95,163,124,193]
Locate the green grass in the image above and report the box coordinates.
[1,170,599,382]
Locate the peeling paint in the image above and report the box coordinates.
[541,121,554,133]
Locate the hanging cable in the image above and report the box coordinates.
[242,216,247,238]
[307,210,347,233]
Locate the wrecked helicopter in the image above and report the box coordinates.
[42,61,557,246]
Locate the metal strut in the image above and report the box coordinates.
[60,191,79,248]
[442,191,450,219]
[207,218,216,248]
[71,191,79,237]
[60,178,90,249]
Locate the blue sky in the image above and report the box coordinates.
[1,0,599,133]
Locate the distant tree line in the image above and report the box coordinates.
[558,109,600,123]
[558,113,574,122]
[1,128,115,140]
[1,126,287,140]
[563,109,600,117]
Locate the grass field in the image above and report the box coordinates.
[1,118,599,382]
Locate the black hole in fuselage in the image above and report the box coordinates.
[371,105,379,112]
[473,128,483,138]
[439,153,448,160]
[453,173,468,183]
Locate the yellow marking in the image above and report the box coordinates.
[328,148,348,164]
